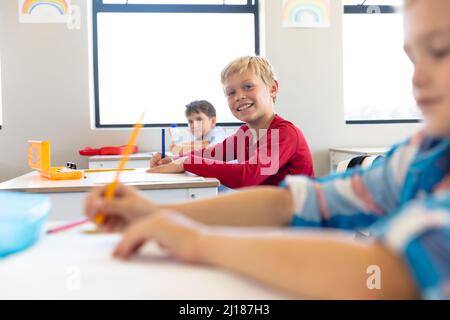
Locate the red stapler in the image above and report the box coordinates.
[79,145,138,156]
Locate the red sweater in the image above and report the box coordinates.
[183,115,314,189]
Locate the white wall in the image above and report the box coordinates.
[0,0,421,183]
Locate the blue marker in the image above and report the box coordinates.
[162,128,166,159]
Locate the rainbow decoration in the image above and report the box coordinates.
[282,0,331,28]
[21,0,69,15]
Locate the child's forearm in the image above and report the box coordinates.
[163,187,294,227]
[198,229,418,299]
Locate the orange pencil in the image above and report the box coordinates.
[94,113,145,225]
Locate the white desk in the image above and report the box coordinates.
[329,147,390,172]
[0,169,220,221]
[0,224,288,299]
[88,152,154,169]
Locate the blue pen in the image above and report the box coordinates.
[161,128,166,158]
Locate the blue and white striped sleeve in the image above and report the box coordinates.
[372,193,450,300]
[281,134,423,230]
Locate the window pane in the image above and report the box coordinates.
[343,13,421,121]
[96,12,255,125]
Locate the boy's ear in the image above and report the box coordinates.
[270,80,279,99]
[210,117,217,128]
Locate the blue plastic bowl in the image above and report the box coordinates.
[0,192,51,258]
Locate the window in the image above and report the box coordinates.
[92,0,259,128]
[343,0,421,124]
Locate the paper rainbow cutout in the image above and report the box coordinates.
[21,0,69,15]
[283,0,331,27]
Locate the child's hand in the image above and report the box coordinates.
[150,152,172,168]
[84,183,161,232]
[113,210,208,263]
[147,157,186,173]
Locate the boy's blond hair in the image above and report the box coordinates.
[221,56,277,87]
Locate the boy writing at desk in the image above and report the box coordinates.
[170,100,226,155]
[151,56,314,188]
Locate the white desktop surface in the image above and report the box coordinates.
[0,223,288,300]
[0,169,219,193]
[0,170,219,221]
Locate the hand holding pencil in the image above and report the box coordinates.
[46,114,146,234]
[94,113,145,225]
[149,152,172,168]
[84,183,160,232]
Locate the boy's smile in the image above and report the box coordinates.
[236,101,254,113]
[416,96,444,110]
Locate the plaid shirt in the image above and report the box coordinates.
[283,131,450,299]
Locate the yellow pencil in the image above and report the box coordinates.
[94,113,145,225]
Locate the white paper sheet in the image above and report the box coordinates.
[93,172,205,184]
